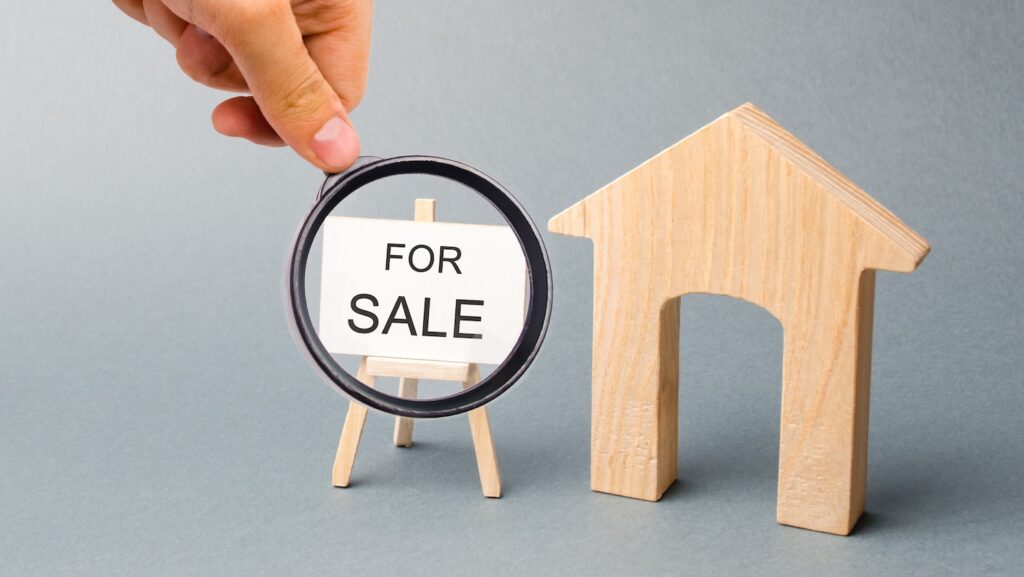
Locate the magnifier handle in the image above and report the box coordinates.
[316,156,383,201]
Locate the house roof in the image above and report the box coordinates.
[549,103,930,268]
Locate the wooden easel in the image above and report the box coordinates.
[330,199,502,498]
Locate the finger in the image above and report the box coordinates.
[141,0,187,46]
[176,24,248,92]
[112,0,148,25]
[211,96,285,147]
[303,0,373,112]
[189,1,360,171]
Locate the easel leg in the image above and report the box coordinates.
[332,358,374,488]
[393,378,419,447]
[464,366,501,498]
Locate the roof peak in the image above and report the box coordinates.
[551,103,929,267]
[729,104,929,264]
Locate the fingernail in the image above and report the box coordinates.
[311,116,358,170]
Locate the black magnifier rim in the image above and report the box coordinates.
[288,156,551,418]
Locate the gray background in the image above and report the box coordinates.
[2,0,1022,575]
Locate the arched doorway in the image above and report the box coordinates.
[674,293,783,511]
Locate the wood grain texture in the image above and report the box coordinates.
[332,357,372,487]
[331,198,502,497]
[549,103,929,535]
[464,365,501,498]
[414,198,436,223]
[366,357,471,382]
[392,378,419,447]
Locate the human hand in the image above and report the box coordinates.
[113,0,372,172]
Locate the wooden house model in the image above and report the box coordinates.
[549,103,930,535]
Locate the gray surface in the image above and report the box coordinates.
[2,1,1022,575]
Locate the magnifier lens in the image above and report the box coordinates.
[301,169,531,406]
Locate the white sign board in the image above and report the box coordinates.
[318,216,527,364]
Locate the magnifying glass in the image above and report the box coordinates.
[285,156,552,418]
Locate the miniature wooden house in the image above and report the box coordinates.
[548,103,930,535]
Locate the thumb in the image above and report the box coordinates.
[200,2,359,171]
